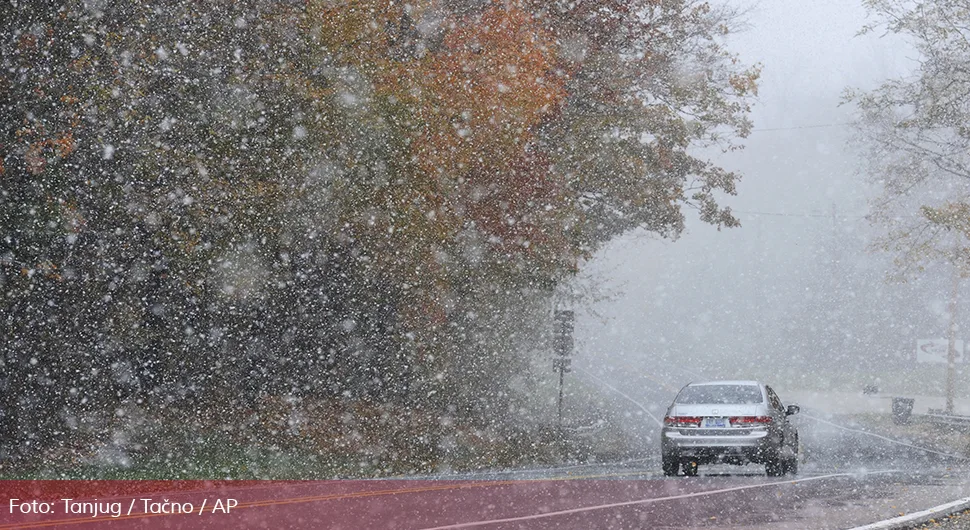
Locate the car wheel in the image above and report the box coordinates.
[662,454,679,476]
[785,436,799,475]
[765,457,783,477]
[682,460,699,477]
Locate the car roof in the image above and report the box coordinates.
[687,380,762,387]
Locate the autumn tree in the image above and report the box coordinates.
[848,0,970,412]
[304,0,759,419]
[0,0,398,453]
[536,0,757,250]
[849,0,970,274]
[2,0,758,467]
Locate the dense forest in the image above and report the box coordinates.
[0,0,756,474]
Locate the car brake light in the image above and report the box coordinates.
[664,416,702,427]
[729,416,773,425]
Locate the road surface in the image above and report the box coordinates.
[2,362,967,529]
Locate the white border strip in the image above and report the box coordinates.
[420,470,900,530]
[801,413,966,460]
[849,496,970,530]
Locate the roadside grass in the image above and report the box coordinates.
[559,375,652,460]
[734,362,970,400]
[1,378,646,480]
[836,411,970,458]
[3,358,658,481]
[3,444,360,480]
[0,397,583,480]
[0,420,393,480]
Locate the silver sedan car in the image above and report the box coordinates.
[661,380,799,477]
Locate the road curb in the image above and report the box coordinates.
[848,497,970,529]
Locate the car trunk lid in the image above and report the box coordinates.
[670,404,761,418]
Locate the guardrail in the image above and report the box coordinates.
[891,397,970,432]
[925,410,970,432]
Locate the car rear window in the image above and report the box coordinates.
[675,385,764,404]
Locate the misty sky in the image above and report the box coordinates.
[575,0,954,386]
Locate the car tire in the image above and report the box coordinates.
[785,436,799,475]
[765,457,783,477]
[682,460,699,477]
[662,454,679,476]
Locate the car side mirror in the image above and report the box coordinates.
[786,404,800,416]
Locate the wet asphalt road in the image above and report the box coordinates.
[2,363,966,529]
[226,363,970,528]
[532,360,970,529]
[3,467,965,529]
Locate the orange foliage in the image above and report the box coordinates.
[310,0,566,175]
[408,3,566,176]
[23,133,76,175]
[307,0,433,67]
[451,151,568,260]
[24,142,46,175]
[308,0,577,290]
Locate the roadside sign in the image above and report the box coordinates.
[916,339,965,364]
[553,310,574,358]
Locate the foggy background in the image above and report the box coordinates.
[576,0,966,396]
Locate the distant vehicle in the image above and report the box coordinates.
[661,380,799,477]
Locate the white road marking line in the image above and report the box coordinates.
[575,367,663,426]
[848,495,970,530]
[420,470,901,530]
[800,413,966,459]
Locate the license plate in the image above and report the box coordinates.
[703,417,727,428]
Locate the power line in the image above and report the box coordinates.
[749,122,854,133]
[733,209,868,219]
[573,112,854,133]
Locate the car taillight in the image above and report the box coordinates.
[664,416,702,427]
[729,416,773,425]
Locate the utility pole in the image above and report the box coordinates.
[552,309,574,428]
[946,234,961,414]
